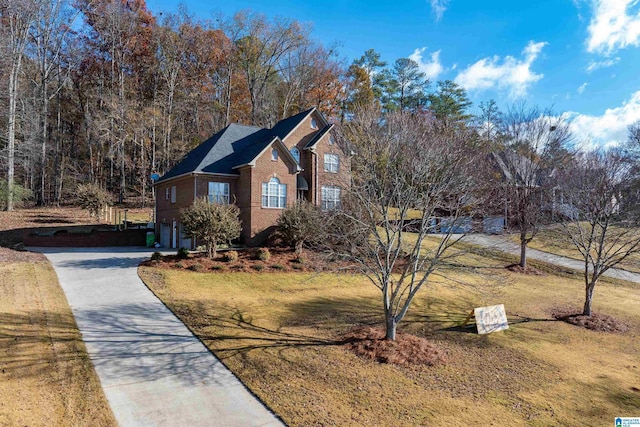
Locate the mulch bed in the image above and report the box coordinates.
[550,307,629,333]
[505,263,545,275]
[341,326,446,366]
[141,247,351,273]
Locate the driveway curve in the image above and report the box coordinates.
[462,234,640,284]
[32,246,283,427]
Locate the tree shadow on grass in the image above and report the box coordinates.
[0,302,260,388]
[173,301,354,361]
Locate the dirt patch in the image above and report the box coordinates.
[505,263,545,275]
[0,247,46,263]
[550,307,629,333]
[342,326,446,366]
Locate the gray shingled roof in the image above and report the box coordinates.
[157,124,262,182]
[304,123,334,149]
[157,109,319,183]
[269,108,315,140]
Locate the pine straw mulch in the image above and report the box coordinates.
[505,263,545,275]
[550,307,630,333]
[140,247,351,274]
[341,326,446,366]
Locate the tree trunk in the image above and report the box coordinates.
[583,280,596,316]
[519,237,527,268]
[385,313,397,341]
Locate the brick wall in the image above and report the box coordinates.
[24,229,147,247]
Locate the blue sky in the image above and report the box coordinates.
[146,0,640,148]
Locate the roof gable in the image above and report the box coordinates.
[157,124,262,182]
[157,109,325,183]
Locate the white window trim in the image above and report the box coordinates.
[271,149,278,161]
[324,153,339,173]
[321,185,341,210]
[262,178,287,209]
[291,147,300,163]
[208,182,230,204]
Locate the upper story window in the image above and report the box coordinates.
[170,186,177,203]
[262,177,287,209]
[271,149,278,161]
[165,187,170,200]
[324,153,339,173]
[208,182,229,204]
[290,147,300,163]
[321,185,341,211]
[329,135,335,145]
[310,118,318,129]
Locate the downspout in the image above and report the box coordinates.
[313,149,318,206]
[192,173,198,249]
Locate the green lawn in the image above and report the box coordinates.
[139,250,640,426]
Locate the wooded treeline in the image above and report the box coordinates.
[1,0,639,212]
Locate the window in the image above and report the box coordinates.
[170,186,176,203]
[321,185,341,210]
[324,153,339,173]
[310,118,318,129]
[165,187,170,200]
[329,135,335,145]
[271,149,278,161]
[262,178,287,208]
[291,147,300,163]
[208,182,229,204]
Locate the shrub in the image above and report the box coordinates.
[276,201,325,254]
[175,262,185,269]
[271,264,285,270]
[188,263,203,271]
[292,255,305,264]
[177,247,190,259]
[251,264,264,271]
[255,247,271,261]
[151,251,163,261]
[76,183,111,218]
[0,181,33,210]
[181,197,242,258]
[211,265,223,271]
[222,250,239,262]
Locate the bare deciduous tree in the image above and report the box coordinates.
[498,103,573,268]
[1,0,39,211]
[559,149,640,316]
[326,107,486,340]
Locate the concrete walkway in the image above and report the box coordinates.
[33,247,284,427]
[462,234,640,284]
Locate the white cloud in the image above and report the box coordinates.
[569,90,640,148]
[454,41,547,98]
[586,56,621,71]
[587,0,640,54]
[409,47,444,80]
[429,0,450,21]
[578,82,588,94]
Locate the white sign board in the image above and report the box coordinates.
[474,304,509,334]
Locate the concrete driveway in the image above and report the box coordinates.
[462,234,640,284]
[33,247,284,427]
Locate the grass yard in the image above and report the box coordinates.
[140,250,640,426]
[512,225,640,274]
[0,249,116,426]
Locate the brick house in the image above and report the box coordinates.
[154,108,351,248]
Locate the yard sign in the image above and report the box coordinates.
[474,304,509,334]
